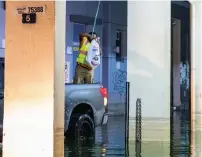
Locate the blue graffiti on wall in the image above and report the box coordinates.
[112,70,127,96]
[180,62,189,89]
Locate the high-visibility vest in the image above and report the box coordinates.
[76,37,91,66]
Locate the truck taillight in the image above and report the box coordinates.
[100,87,108,107]
[99,87,107,98]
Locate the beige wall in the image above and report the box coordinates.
[3,1,66,157]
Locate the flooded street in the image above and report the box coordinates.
[0,112,199,157]
[64,112,200,157]
[65,116,125,157]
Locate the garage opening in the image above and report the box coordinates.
[171,1,191,156]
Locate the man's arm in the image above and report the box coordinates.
[79,32,91,39]
[79,36,88,51]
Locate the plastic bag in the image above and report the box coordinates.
[86,39,100,69]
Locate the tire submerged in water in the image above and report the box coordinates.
[65,114,95,140]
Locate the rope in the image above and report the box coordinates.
[92,0,101,33]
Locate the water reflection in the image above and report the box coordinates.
[65,116,125,157]
[65,112,196,157]
[171,111,191,157]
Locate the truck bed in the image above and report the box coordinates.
[65,83,102,94]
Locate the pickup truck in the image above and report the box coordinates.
[64,83,108,139]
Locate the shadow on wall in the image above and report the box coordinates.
[128,48,169,118]
[128,49,164,88]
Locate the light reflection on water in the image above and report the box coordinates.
[65,112,199,157]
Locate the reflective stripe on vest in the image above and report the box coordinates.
[76,42,90,64]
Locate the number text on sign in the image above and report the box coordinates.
[28,7,44,13]
[22,13,36,24]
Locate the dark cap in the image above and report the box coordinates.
[89,32,97,36]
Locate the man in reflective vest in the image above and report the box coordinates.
[73,32,101,84]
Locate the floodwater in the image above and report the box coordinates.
[65,111,200,157]
[0,111,199,157]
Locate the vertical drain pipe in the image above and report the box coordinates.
[136,98,142,155]
[125,82,130,156]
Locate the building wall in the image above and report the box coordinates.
[0,1,127,105]
[102,1,127,104]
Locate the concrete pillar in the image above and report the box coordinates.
[128,0,170,139]
[3,1,66,157]
[190,1,202,157]
[172,18,181,108]
[128,2,170,155]
[128,1,170,119]
[190,1,202,116]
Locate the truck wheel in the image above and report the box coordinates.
[75,114,95,139]
[66,114,95,140]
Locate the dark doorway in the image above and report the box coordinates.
[170,1,191,156]
[171,1,191,111]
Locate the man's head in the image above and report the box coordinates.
[89,32,100,43]
[89,32,97,39]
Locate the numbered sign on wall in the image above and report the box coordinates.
[16,6,46,15]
